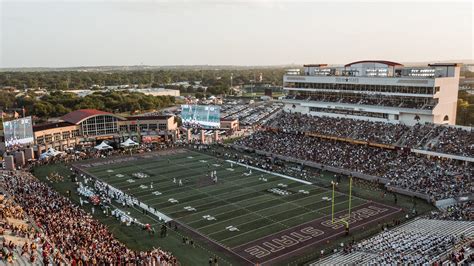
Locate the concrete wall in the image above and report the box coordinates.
[4,155,15,170]
[433,67,461,125]
[14,151,25,166]
[24,147,35,161]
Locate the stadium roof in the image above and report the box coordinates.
[62,109,125,124]
[345,60,403,67]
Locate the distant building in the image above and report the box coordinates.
[127,88,180,97]
[283,60,461,125]
[69,88,180,97]
[220,118,239,131]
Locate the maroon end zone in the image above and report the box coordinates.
[231,201,402,265]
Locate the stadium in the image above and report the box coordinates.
[0,61,473,265]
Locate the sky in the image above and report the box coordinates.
[0,0,472,67]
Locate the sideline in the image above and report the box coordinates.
[226,159,313,185]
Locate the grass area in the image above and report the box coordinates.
[31,149,434,265]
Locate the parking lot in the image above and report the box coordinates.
[221,101,283,127]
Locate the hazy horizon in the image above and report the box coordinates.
[1,0,473,68]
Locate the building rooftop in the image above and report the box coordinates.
[287,60,461,78]
[344,60,403,67]
[62,109,122,124]
[303,64,328,67]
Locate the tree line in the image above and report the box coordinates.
[0,68,287,90]
[0,90,175,122]
[457,90,474,126]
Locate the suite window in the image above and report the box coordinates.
[62,132,70,139]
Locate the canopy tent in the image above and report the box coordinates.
[39,148,64,160]
[120,138,139,148]
[94,141,113,151]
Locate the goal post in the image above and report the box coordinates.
[331,175,353,230]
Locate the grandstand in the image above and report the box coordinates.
[283,61,461,125]
[315,218,474,265]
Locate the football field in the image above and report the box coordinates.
[75,149,401,265]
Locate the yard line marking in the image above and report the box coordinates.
[167,159,331,219]
[154,174,286,207]
[219,200,351,245]
[140,173,281,208]
[110,153,294,231]
[183,195,276,224]
[184,186,327,224]
[161,180,309,213]
[139,154,342,230]
[206,198,350,239]
[162,158,295,229]
[195,190,331,230]
[124,166,251,196]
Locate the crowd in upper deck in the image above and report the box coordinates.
[265,112,474,157]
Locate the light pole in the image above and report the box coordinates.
[331,180,338,223]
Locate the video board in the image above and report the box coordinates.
[2,116,34,148]
[180,105,220,128]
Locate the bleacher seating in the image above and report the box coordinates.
[314,218,474,265]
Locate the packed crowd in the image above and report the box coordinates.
[353,231,458,264]
[2,171,178,265]
[428,201,474,221]
[449,242,474,264]
[235,131,473,200]
[434,127,474,157]
[265,112,474,157]
[0,191,51,264]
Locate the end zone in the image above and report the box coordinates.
[232,201,402,265]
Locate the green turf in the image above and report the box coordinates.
[82,150,368,249]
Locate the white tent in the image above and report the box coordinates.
[94,141,113,151]
[40,148,64,159]
[120,138,139,148]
